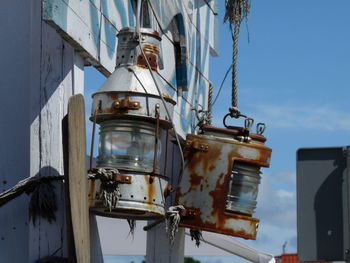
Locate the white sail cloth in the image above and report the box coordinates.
[185,230,275,263]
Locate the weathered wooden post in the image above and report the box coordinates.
[0,1,87,261]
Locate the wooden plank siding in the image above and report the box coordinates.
[0,1,103,261]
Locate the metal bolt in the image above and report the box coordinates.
[113,101,120,108]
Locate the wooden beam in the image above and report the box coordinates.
[67,94,90,263]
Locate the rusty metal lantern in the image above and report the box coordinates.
[88,27,175,220]
[176,123,272,239]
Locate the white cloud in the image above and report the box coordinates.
[246,104,350,131]
[263,170,296,187]
[240,170,297,255]
[257,174,296,230]
[276,189,294,199]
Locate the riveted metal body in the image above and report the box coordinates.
[176,125,272,239]
[90,172,168,220]
[89,27,174,220]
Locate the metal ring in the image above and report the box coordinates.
[223,113,231,128]
[256,123,266,135]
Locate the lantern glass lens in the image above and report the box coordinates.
[97,120,161,173]
[226,162,261,215]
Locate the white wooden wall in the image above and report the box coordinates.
[0,0,32,261]
[0,1,103,262]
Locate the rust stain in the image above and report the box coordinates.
[164,184,173,198]
[209,172,230,228]
[189,172,202,187]
[226,144,272,173]
[143,44,160,54]
[145,175,156,205]
[109,92,119,100]
[152,31,160,37]
[186,141,221,174]
[176,132,271,240]
[137,54,158,71]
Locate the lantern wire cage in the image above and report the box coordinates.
[135,0,185,188]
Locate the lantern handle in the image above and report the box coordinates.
[223,109,253,130]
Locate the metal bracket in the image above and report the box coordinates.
[113,173,132,184]
[112,97,141,111]
[180,207,198,218]
[185,140,209,152]
[88,168,132,184]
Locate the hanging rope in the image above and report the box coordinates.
[224,0,251,118]
[207,82,214,125]
[127,219,137,238]
[190,228,203,247]
[88,168,121,212]
[165,205,185,246]
[29,180,58,225]
[0,175,64,224]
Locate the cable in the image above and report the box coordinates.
[212,63,233,107]
[147,0,212,85]
[137,0,185,191]
[203,0,218,16]
[156,71,194,107]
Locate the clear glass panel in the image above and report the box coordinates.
[226,162,261,215]
[97,120,161,173]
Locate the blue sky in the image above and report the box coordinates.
[85,0,350,260]
[208,0,350,256]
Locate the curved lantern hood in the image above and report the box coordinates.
[91,27,175,125]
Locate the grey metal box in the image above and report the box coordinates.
[297,147,350,262]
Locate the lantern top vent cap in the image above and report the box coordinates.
[117,27,161,40]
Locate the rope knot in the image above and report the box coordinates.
[88,168,121,211]
[229,106,241,118]
[166,205,185,246]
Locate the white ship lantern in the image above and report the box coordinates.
[176,124,272,239]
[89,27,175,220]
